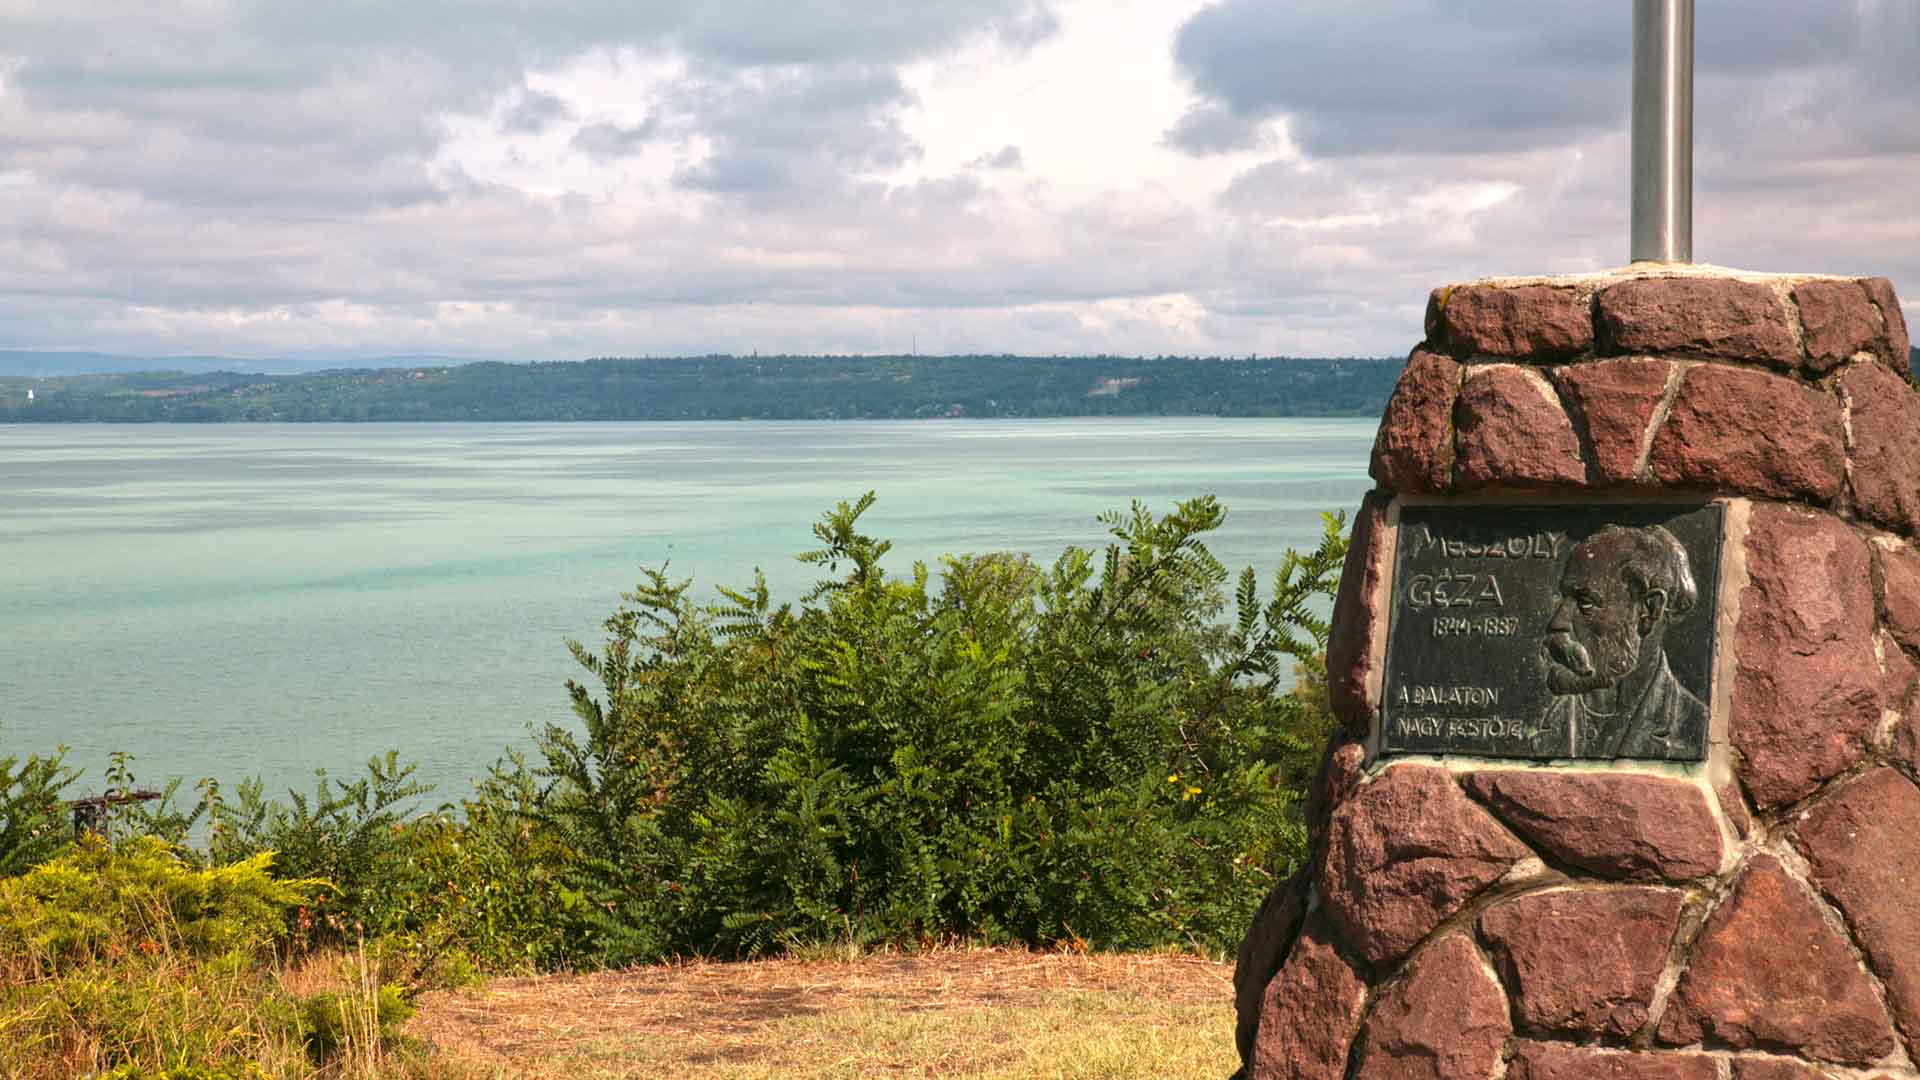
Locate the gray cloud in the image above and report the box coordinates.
[501,90,575,134]
[1169,0,1913,159]
[1163,102,1271,156]
[1170,0,1621,157]
[663,64,923,202]
[569,118,659,161]
[968,145,1024,170]
[0,1,1056,210]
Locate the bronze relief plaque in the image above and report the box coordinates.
[1380,503,1722,762]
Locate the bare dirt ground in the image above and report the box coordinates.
[407,947,1237,1079]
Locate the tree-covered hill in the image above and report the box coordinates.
[0,354,1402,422]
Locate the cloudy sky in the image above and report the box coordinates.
[1,0,1915,361]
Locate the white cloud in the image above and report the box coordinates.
[889,0,1276,205]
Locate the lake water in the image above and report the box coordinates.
[0,419,1376,803]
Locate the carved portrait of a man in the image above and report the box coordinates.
[1541,523,1708,760]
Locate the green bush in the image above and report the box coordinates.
[0,836,318,971]
[202,753,433,946]
[73,747,564,980]
[338,768,578,976]
[0,736,75,877]
[103,751,442,946]
[0,839,332,1079]
[520,494,1345,964]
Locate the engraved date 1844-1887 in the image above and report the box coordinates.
[1380,503,1723,763]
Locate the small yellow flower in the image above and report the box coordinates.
[1166,774,1179,783]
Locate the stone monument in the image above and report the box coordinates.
[1232,3,1920,1077]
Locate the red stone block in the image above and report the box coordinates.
[1729,1059,1834,1080]
[1733,507,1881,808]
[1790,768,1920,1061]
[1326,492,1390,737]
[1887,625,1918,686]
[1460,771,1722,881]
[1898,692,1920,780]
[1424,287,1446,344]
[1437,284,1593,360]
[1879,541,1920,652]
[1232,870,1307,1069]
[1736,651,1883,809]
[1351,933,1508,1080]
[1478,886,1684,1038]
[1550,358,1674,484]
[1883,636,1918,767]
[1716,780,1754,840]
[1247,912,1368,1080]
[1452,365,1588,489]
[1646,364,1846,504]
[1369,349,1461,493]
[1509,1044,1718,1080]
[1319,765,1531,967]
[1795,279,1886,373]
[1597,277,1801,368]
[1864,277,1911,374]
[1305,736,1366,841]
[1841,362,1920,537]
[1657,854,1895,1065]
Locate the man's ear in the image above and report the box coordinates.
[1640,588,1670,632]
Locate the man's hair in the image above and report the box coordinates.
[1585,524,1697,617]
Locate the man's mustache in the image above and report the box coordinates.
[1544,632,1594,677]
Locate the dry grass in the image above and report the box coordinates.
[407,947,1238,1080]
[1,946,414,1080]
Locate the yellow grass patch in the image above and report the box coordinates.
[407,948,1237,1080]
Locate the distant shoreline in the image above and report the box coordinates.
[0,354,1405,424]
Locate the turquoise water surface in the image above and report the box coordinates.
[0,419,1375,802]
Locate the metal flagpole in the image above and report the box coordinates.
[1631,0,1694,264]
